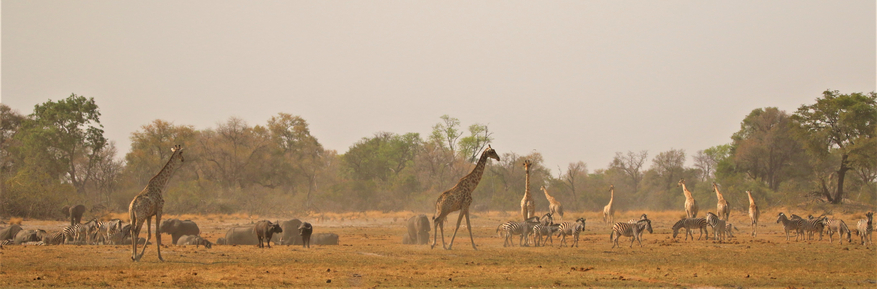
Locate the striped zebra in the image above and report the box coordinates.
[43,231,66,245]
[530,223,560,247]
[610,218,652,248]
[83,219,104,244]
[705,212,727,241]
[856,212,873,245]
[627,214,650,239]
[800,215,826,241]
[671,218,709,241]
[103,219,124,244]
[556,218,586,247]
[822,218,852,244]
[776,213,804,241]
[496,216,540,247]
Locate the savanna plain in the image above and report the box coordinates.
[1,209,875,288]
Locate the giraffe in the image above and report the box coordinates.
[432,145,500,250]
[520,160,535,221]
[602,185,616,224]
[677,179,698,218]
[128,145,184,262]
[541,186,564,222]
[747,190,759,237]
[713,182,730,221]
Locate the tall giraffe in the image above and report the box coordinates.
[520,160,535,221]
[432,145,500,250]
[128,145,184,261]
[747,190,759,237]
[713,182,730,221]
[602,185,615,224]
[677,179,698,218]
[541,185,564,221]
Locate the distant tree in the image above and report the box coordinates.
[125,119,196,187]
[198,117,270,190]
[17,94,107,194]
[559,161,587,210]
[793,90,877,204]
[731,108,805,191]
[0,104,25,175]
[694,144,731,181]
[608,150,648,194]
[429,115,462,156]
[458,123,493,162]
[650,149,686,189]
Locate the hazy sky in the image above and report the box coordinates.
[2,1,875,174]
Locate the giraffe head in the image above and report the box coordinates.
[609,184,614,191]
[170,145,185,162]
[522,159,532,171]
[677,179,685,187]
[712,182,718,189]
[482,145,500,161]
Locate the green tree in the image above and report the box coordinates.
[429,115,462,155]
[265,113,324,207]
[459,123,493,162]
[793,90,877,204]
[125,119,197,187]
[731,108,806,191]
[17,94,107,195]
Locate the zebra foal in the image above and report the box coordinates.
[856,212,873,245]
[556,218,586,247]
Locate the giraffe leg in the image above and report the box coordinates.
[138,217,152,261]
[155,212,164,261]
[446,211,466,250]
[431,216,442,249]
[130,215,143,262]
[463,211,477,250]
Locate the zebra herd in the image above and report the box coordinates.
[776,211,873,245]
[38,218,130,246]
[494,210,874,249]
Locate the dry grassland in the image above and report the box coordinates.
[1,209,875,288]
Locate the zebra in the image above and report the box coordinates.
[530,223,560,247]
[776,212,804,241]
[104,219,124,244]
[43,231,66,245]
[83,219,104,244]
[671,218,709,241]
[800,215,826,241]
[496,216,540,247]
[725,223,739,238]
[627,214,650,240]
[610,218,652,248]
[705,212,727,241]
[856,212,873,245]
[822,218,852,244]
[556,218,586,247]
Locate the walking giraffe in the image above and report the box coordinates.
[747,190,759,237]
[677,179,698,218]
[520,160,535,221]
[602,185,616,224]
[541,186,564,222]
[713,182,730,221]
[432,145,500,250]
[128,145,184,261]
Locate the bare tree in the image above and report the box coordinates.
[559,161,587,210]
[609,151,648,194]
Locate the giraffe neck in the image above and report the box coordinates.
[146,151,183,193]
[747,192,755,205]
[682,184,693,199]
[608,189,614,205]
[524,167,531,198]
[462,150,491,190]
[542,188,554,202]
[714,185,725,201]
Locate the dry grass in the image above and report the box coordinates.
[2,209,875,288]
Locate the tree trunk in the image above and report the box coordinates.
[832,154,850,204]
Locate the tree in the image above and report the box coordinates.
[731,108,805,191]
[650,149,686,189]
[559,161,587,210]
[458,123,494,162]
[198,117,270,190]
[429,115,462,156]
[125,119,196,187]
[265,113,324,202]
[17,94,107,194]
[694,144,731,181]
[0,104,25,175]
[608,150,648,194]
[793,90,877,204]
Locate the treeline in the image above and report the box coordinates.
[1,91,875,218]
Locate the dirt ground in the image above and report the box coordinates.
[1,210,875,288]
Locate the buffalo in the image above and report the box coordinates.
[254,220,282,248]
